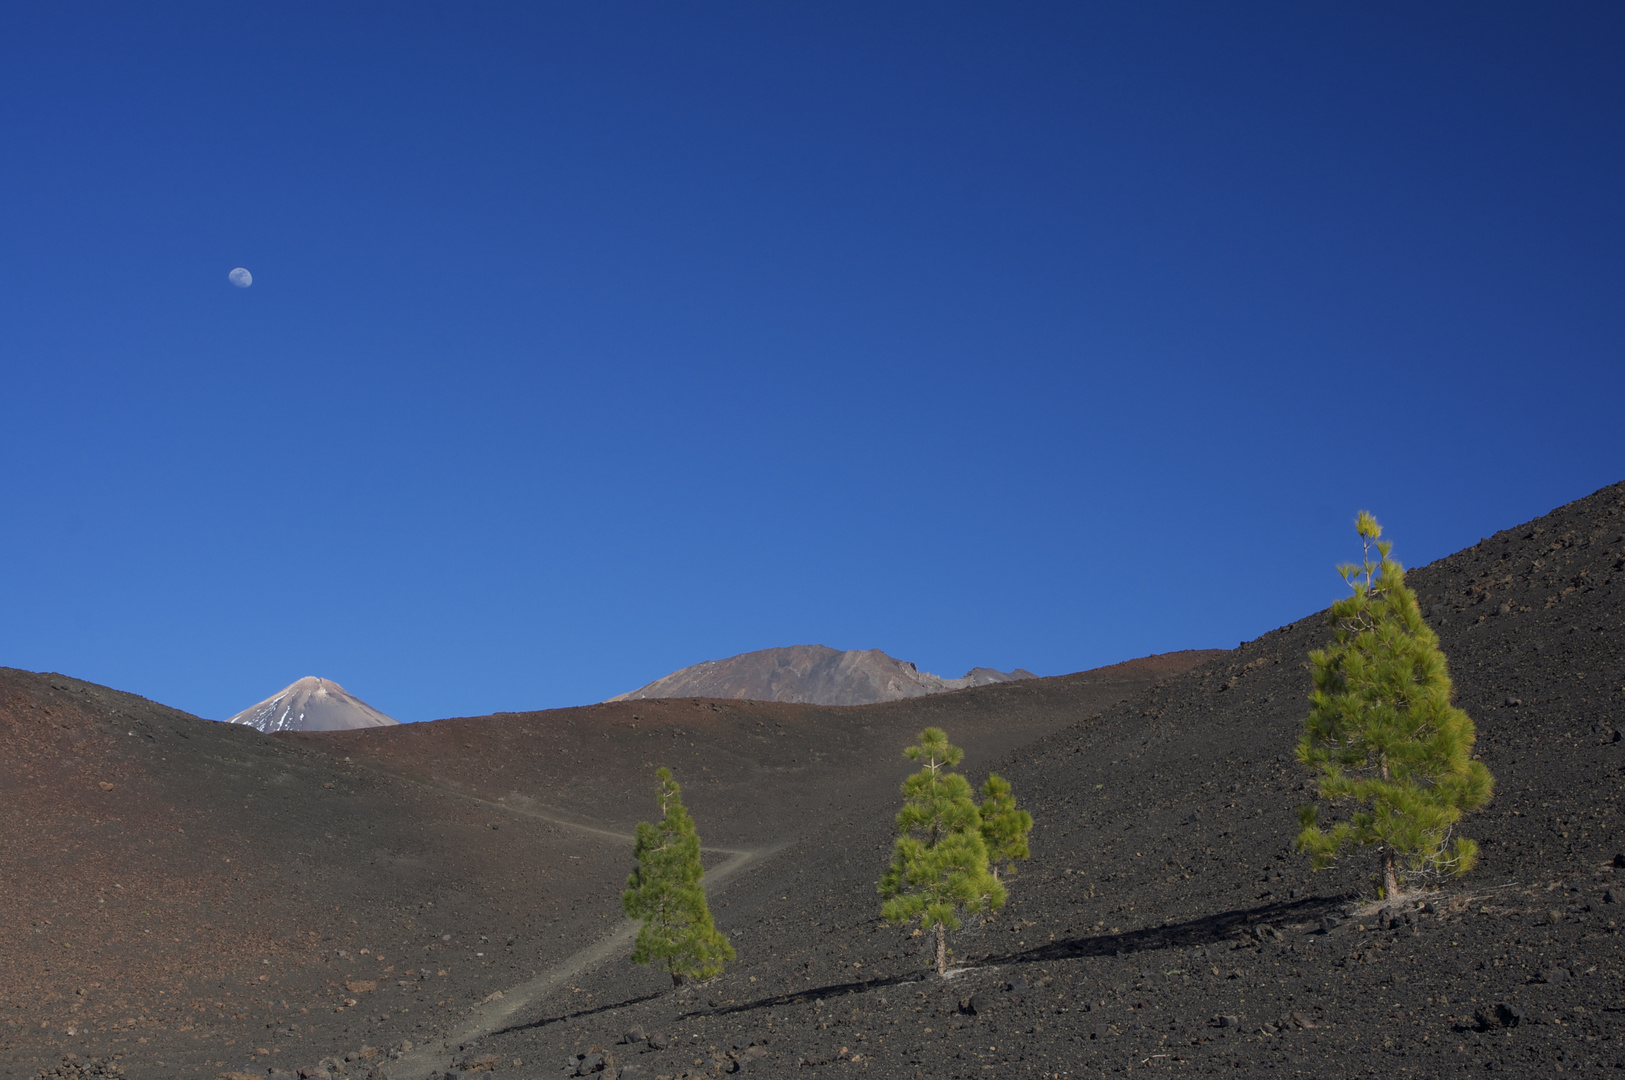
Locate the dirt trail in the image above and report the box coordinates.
[348,760,778,1080]
[394,843,771,1080]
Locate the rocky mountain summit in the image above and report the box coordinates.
[609,643,1038,705]
[224,676,399,732]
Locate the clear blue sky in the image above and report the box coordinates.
[3,4,1621,722]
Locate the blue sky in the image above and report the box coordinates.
[3,3,1621,722]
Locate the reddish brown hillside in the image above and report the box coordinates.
[295,650,1221,847]
[0,650,1212,1077]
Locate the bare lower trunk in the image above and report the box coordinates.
[1379,762,1400,902]
[935,922,947,976]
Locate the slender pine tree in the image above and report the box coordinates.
[1297,512,1495,900]
[622,767,735,987]
[879,728,1004,976]
[978,773,1034,883]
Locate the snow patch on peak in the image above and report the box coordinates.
[225,677,400,733]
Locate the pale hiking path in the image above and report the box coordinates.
[344,762,778,1080]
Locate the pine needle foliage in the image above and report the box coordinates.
[978,773,1033,883]
[622,767,735,987]
[879,728,1005,976]
[1297,512,1494,900]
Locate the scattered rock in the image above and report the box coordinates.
[645,1033,668,1051]
[1614,853,1625,869]
[1377,907,1413,931]
[621,1025,647,1044]
[32,1058,126,1080]
[1504,696,1522,707]
[1541,965,1569,984]
[575,1051,605,1075]
[1215,1015,1241,1028]
[963,993,993,1015]
[1604,888,1617,904]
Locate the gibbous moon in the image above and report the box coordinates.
[228,267,253,288]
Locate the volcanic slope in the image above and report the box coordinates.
[0,652,1212,1079]
[226,676,399,733]
[450,482,1625,1080]
[609,645,1036,706]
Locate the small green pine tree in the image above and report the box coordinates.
[978,773,1033,883]
[622,767,736,987]
[1297,512,1495,900]
[879,728,1004,976]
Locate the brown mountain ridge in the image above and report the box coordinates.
[608,644,1037,706]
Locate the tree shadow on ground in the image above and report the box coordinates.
[501,893,1349,1033]
[493,991,666,1036]
[975,893,1346,968]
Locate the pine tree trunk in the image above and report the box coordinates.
[1383,851,1400,902]
[935,921,947,976]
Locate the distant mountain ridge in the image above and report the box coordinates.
[609,644,1038,706]
[225,676,399,733]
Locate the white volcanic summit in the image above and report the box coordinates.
[225,676,400,733]
[610,644,1036,706]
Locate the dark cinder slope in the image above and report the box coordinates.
[608,644,1036,706]
[488,482,1625,1080]
[0,670,630,1079]
[0,650,1213,1078]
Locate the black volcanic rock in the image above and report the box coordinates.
[495,480,1625,1080]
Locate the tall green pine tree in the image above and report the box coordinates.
[622,767,735,986]
[1297,512,1495,900]
[879,728,1004,976]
